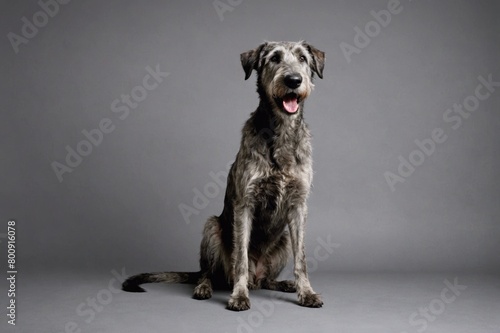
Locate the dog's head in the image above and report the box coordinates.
[241,41,325,115]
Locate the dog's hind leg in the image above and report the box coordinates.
[193,216,224,300]
[260,232,296,293]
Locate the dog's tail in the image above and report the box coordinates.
[122,271,201,292]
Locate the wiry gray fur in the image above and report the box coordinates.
[123,41,325,311]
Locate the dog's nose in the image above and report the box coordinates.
[284,74,302,89]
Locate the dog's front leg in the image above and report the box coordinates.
[289,205,324,308]
[227,205,252,311]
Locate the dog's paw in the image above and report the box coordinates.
[227,295,251,311]
[277,280,297,293]
[298,292,323,308]
[248,281,261,290]
[193,284,213,300]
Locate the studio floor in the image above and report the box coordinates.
[5,271,500,333]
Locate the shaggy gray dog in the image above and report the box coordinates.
[123,41,325,311]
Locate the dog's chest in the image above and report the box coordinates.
[253,171,308,223]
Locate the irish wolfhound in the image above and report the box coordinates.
[123,41,325,311]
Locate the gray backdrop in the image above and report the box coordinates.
[2,0,499,276]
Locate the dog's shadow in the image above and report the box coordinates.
[146,283,297,308]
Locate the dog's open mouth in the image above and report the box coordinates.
[278,93,300,114]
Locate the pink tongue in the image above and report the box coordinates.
[283,97,298,113]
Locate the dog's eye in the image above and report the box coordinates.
[299,55,307,63]
[270,55,280,63]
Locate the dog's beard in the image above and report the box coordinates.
[269,80,311,115]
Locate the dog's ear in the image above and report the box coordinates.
[304,43,325,79]
[240,43,266,80]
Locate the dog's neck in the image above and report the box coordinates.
[250,96,311,168]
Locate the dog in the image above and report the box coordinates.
[123,41,325,311]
